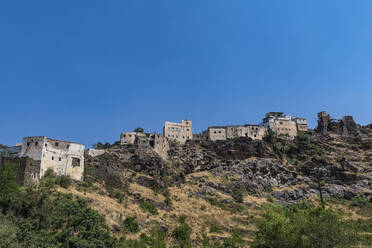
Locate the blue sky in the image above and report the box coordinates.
[1,1,371,147]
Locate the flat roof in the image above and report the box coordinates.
[23,136,84,145]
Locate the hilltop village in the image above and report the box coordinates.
[0,111,363,184]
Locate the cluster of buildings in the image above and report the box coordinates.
[1,112,307,183]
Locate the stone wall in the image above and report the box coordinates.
[21,136,85,181]
[316,112,359,136]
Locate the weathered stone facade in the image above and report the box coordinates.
[163,120,192,144]
[120,132,169,159]
[293,117,308,132]
[263,112,304,137]
[205,125,266,141]
[20,136,85,181]
[316,111,359,136]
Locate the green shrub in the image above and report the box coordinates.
[0,161,20,200]
[172,221,192,248]
[55,175,72,188]
[232,185,245,203]
[140,201,158,215]
[123,216,140,233]
[208,222,223,233]
[252,202,358,248]
[351,195,369,208]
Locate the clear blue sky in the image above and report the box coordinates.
[1,1,371,147]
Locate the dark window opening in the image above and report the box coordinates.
[27,142,30,146]
[71,157,80,167]
[55,142,59,146]
[67,145,70,149]
[45,144,47,147]
[59,157,61,161]
[52,156,54,160]
[35,142,38,146]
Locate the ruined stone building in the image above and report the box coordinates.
[316,111,359,136]
[163,120,192,144]
[204,125,266,141]
[120,132,169,159]
[20,136,85,181]
[263,112,307,137]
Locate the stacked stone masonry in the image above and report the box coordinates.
[20,136,85,181]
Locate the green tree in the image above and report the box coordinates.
[0,161,20,201]
[134,127,144,133]
[252,203,358,248]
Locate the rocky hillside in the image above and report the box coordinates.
[79,124,372,246]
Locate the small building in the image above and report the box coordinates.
[163,120,192,144]
[20,136,85,181]
[263,112,298,137]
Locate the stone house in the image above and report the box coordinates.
[20,136,85,181]
[163,120,192,144]
[263,112,298,137]
[292,117,308,132]
[204,124,266,141]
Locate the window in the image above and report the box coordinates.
[186,122,189,124]
[45,144,47,147]
[52,156,54,160]
[35,142,38,146]
[129,134,131,137]
[280,122,283,125]
[218,131,221,133]
[183,136,185,139]
[123,134,126,137]
[214,131,217,134]
[27,142,30,146]
[71,157,80,167]
[55,142,59,146]
[176,135,178,138]
[67,145,70,149]
[59,157,61,161]
[187,129,190,131]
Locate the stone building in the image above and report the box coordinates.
[204,124,266,141]
[262,112,298,137]
[316,111,359,136]
[292,117,308,132]
[120,132,169,159]
[20,136,85,181]
[163,120,192,144]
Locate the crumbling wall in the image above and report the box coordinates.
[316,112,359,136]
[1,157,40,185]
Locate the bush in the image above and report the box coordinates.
[140,201,158,215]
[55,175,72,188]
[351,195,369,207]
[252,202,358,248]
[172,221,192,248]
[232,185,245,203]
[123,216,140,233]
[0,161,20,200]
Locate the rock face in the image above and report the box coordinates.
[316,111,359,136]
[85,128,372,205]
